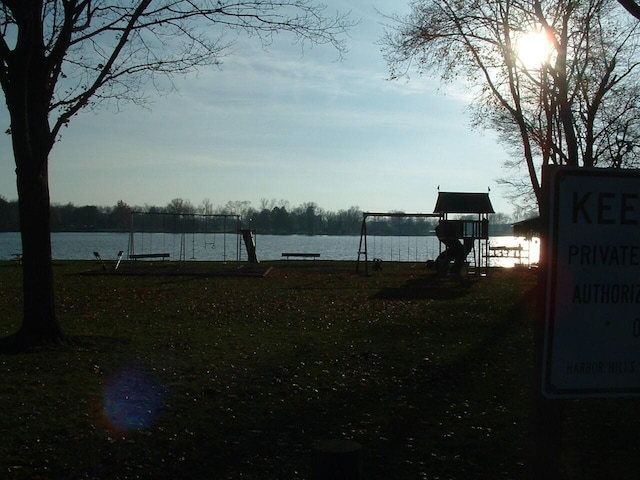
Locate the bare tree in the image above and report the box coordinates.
[199,198,214,215]
[382,0,640,211]
[166,198,195,215]
[221,200,252,218]
[0,1,351,351]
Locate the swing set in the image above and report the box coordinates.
[127,211,243,262]
[357,212,440,274]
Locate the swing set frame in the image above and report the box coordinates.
[356,212,441,274]
[127,211,242,262]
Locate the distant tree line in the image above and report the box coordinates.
[0,196,515,235]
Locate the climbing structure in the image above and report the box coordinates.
[432,192,494,275]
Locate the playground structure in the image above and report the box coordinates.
[432,192,493,275]
[357,191,494,275]
[127,212,258,263]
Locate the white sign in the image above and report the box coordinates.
[543,168,640,398]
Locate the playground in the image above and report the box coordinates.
[117,191,535,274]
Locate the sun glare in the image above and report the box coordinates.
[515,29,554,69]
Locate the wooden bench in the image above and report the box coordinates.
[281,253,320,260]
[129,253,170,260]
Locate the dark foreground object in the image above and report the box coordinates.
[312,439,362,480]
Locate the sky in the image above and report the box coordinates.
[0,1,516,216]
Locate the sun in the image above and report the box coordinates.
[515,29,554,69]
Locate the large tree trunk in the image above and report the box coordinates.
[9,106,65,349]
[8,116,65,349]
[1,3,65,349]
[14,145,64,348]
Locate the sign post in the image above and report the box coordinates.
[543,167,640,398]
[532,167,640,479]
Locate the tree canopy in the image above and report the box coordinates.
[0,1,351,138]
[383,0,640,211]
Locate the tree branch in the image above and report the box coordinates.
[51,0,154,138]
[618,0,640,21]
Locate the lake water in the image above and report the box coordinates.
[0,232,539,267]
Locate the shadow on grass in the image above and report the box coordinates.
[0,333,130,355]
[371,273,476,300]
[77,264,273,278]
[101,285,534,480]
[363,287,536,477]
[187,285,538,480]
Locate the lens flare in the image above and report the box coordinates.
[102,365,165,431]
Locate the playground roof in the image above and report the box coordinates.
[433,192,495,214]
[512,216,541,238]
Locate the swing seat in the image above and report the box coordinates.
[129,252,170,260]
[372,258,383,271]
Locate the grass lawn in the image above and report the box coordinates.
[0,260,638,479]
